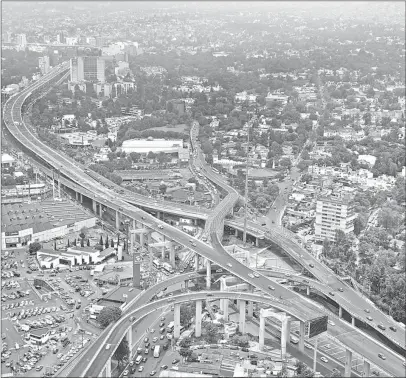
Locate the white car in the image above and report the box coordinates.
[123,370,129,376]
[320,357,329,363]
[328,320,335,326]
[227,263,232,268]
[253,273,260,278]
[248,273,254,278]
[138,366,144,372]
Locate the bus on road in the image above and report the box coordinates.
[153,345,161,358]
[167,321,174,333]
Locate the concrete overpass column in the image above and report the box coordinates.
[306,286,310,296]
[281,315,291,359]
[195,300,202,337]
[247,301,253,317]
[195,253,199,272]
[351,316,355,326]
[92,200,97,214]
[339,306,343,318]
[115,210,120,230]
[185,280,189,290]
[75,191,79,201]
[206,260,211,289]
[105,357,111,378]
[344,349,352,377]
[148,233,153,271]
[235,229,238,237]
[259,311,265,351]
[222,299,229,321]
[157,211,161,220]
[170,244,175,267]
[126,327,133,358]
[161,246,165,260]
[362,360,370,377]
[140,232,144,247]
[255,238,259,247]
[239,300,246,334]
[299,321,305,352]
[80,193,83,203]
[98,204,103,218]
[174,304,181,339]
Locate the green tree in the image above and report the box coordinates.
[87,239,90,247]
[180,305,195,327]
[29,241,42,254]
[97,306,122,328]
[179,348,192,359]
[99,235,104,245]
[79,227,87,240]
[204,322,219,343]
[105,235,110,249]
[159,183,167,195]
[113,337,130,367]
[179,337,192,349]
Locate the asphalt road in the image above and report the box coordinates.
[4,64,405,375]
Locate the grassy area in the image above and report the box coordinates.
[148,123,189,133]
[248,168,278,178]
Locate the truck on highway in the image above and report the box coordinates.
[166,321,174,333]
[153,345,161,358]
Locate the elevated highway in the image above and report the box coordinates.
[68,290,404,378]
[3,64,405,374]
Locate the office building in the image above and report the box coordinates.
[70,56,105,83]
[38,56,50,75]
[16,33,27,47]
[314,194,356,242]
[56,33,65,44]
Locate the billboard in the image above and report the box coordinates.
[306,315,328,338]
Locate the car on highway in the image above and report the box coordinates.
[328,320,335,326]
[389,326,397,332]
[144,337,149,343]
[152,337,158,343]
[364,309,370,313]
[160,335,165,340]
[377,324,386,331]
[304,343,312,349]
[144,348,149,354]
[378,353,386,360]
[248,273,254,279]
[172,359,180,364]
[328,291,335,296]
[138,366,144,372]
[167,298,175,303]
[215,269,223,273]
[268,285,275,291]
[227,263,232,268]
[158,225,164,229]
[309,263,314,268]
[320,357,329,363]
[253,273,260,278]
[150,371,156,376]
[191,242,197,247]
[161,365,168,370]
[150,328,155,333]
[366,316,373,321]
[123,370,129,376]
[338,287,344,292]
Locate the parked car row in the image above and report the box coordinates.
[2,289,30,303]
[2,279,21,290]
[9,306,60,323]
[19,312,65,330]
[3,298,34,311]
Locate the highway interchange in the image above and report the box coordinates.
[2,63,406,377]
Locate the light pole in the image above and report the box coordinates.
[243,120,252,244]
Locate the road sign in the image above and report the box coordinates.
[306,315,328,339]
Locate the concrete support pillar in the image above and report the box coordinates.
[362,360,370,377]
[161,246,165,260]
[259,311,265,351]
[148,233,153,271]
[105,357,111,378]
[127,327,133,358]
[344,349,352,377]
[140,232,144,247]
[157,211,161,220]
[80,193,83,203]
[174,304,181,339]
[98,204,103,218]
[195,300,202,337]
[92,200,97,213]
[281,316,291,359]
[115,210,120,230]
[235,229,238,237]
[255,238,259,247]
[185,280,189,290]
[339,306,343,318]
[195,253,199,272]
[221,299,229,321]
[170,244,175,267]
[239,301,246,334]
[75,191,79,201]
[306,286,310,296]
[351,316,355,326]
[247,301,253,317]
[206,260,211,289]
[299,321,305,352]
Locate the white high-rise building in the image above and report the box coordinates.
[16,33,27,47]
[314,194,356,242]
[38,56,50,75]
[70,56,105,83]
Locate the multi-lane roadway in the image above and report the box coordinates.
[3,64,405,376]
